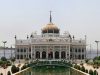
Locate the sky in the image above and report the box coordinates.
[0,0,100,50]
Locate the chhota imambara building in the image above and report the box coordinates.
[15,12,86,61]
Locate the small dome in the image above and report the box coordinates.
[42,23,59,33]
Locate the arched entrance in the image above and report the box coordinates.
[42,51,46,59]
[48,52,53,59]
[61,51,66,59]
[36,51,40,59]
[55,51,59,59]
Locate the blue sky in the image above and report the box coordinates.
[0,0,100,50]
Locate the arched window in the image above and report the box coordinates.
[82,49,84,52]
[78,55,81,59]
[29,54,31,59]
[78,49,81,52]
[20,55,23,59]
[82,55,84,59]
[42,51,46,59]
[55,51,59,59]
[75,49,77,52]
[24,48,26,52]
[21,49,23,52]
[70,48,72,52]
[17,49,19,52]
[17,55,19,59]
[36,51,40,59]
[61,51,66,59]
[48,52,53,59]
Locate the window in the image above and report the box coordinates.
[29,48,31,52]
[17,49,19,52]
[21,49,23,52]
[78,49,81,52]
[75,49,77,52]
[24,48,26,52]
[70,48,72,52]
[82,49,84,52]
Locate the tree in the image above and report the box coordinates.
[11,65,19,74]
[85,59,89,63]
[21,64,27,70]
[85,69,88,73]
[80,66,85,72]
[7,71,11,75]
[89,69,93,75]
[0,73,3,75]
[94,70,98,75]
[11,57,16,65]
[1,57,7,61]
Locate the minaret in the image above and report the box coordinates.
[50,11,52,23]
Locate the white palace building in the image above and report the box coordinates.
[15,12,86,61]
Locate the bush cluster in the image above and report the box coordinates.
[74,64,80,70]
[11,65,19,74]
[7,71,11,75]
[80,66,85,72]
[21,64,28,70]
[0,57,11,68]
[0,73,3,75]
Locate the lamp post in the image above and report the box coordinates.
[95,41,99,57]
[3,41,7,57]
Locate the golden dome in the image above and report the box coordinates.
[42,11,59,33]
[42,23,59,33]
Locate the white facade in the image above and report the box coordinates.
[15,13,86,61]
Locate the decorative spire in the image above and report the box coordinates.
[50,11,52,23]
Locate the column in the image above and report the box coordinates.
[40,51,42,59]
[19,48,20,59]
[46,45,48,59]
[59,45,61,60]
[53,45,55,60]
[34,46,35,59]
[66,46,68,60]
[23,47,24,59]
[31,45,33,60]
[81,47,82,60]
[68,45,70,60]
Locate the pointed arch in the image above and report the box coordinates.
[36,51,40,59]
[42,51,46,59]
[55,51,59,59]
[61,51,66,59]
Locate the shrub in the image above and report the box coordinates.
[6,61,11,66]
[0,61,3,65]
[85,69,88,73]
[11,57,16,64]
[85,59,89,63]
[77,65,81,70]
[0,73,3,75]
[80,66,85,72]
[1,57,7,61]
[16,67,19,72]
[94,70,98,75]
[7,71,11,75]
[11,65,19,74]
[21,64,27,70]
[11,65,16,73]
[74,64,77,69]
[89,69,93,75]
